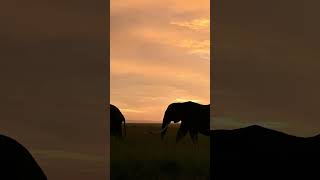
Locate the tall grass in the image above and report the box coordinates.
[111,123,210,180]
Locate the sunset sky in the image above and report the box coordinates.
[111,0,210,122]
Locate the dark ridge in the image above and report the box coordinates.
[0,135,47,179]
[215,124,299,137]
[211,125,320,179]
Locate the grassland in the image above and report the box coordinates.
[111,123,210,180]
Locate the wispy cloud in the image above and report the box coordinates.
[175,39,210,60]
[120,108,146,113]
[174,98,201,103]
[170,18,210,31]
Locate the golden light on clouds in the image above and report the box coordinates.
[111,0,209,122]
[170,18,210,31]
[174,98,202,103]
[176,39,210,60]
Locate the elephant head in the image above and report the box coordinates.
[110,104,126,137]
[160,103,184,140]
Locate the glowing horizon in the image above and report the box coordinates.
[111,0,210,122]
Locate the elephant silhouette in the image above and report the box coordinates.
[160,101,210,143]
[0,134,47,179]
[110,104,126,137]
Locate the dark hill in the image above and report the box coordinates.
[0,135,47,179]
[211,125,320,179]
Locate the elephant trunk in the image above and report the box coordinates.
[161,120,170,141]
[123,119,126,137]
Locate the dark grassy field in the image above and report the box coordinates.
[111,123,210,180]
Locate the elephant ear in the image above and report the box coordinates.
[179,103,188,115]
[178,103,193,123]
[173,103,186,123]
[163,103,176,123]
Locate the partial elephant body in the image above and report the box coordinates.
[110,104,126,137]
[0,135,47,179]
[161,101,210,143]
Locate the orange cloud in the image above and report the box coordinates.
[170,18,210,31]
[175,39,210,59]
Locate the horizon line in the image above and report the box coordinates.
[126,120,161,123]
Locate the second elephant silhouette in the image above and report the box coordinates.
[110,104,126,137]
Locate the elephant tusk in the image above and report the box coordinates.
[147,124,169,135]
[159,124,169,133]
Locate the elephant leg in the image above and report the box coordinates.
[176,124,188,143]
[189,130,198,144]
[114,125,122,138]
[119,124,123,137]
